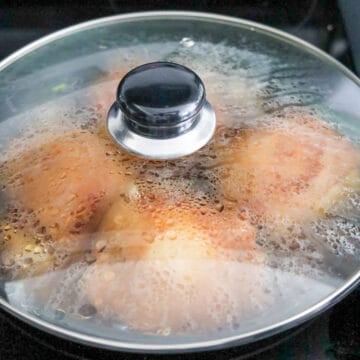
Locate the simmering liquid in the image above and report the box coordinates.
[0,43,360,338]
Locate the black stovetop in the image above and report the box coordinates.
[0,1,359,359]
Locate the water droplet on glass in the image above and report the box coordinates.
[180,37,195,48]
[78,304,97,318]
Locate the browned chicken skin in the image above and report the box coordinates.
[218,112,360,222]
[2,130,131,240]
[82,194,263,333]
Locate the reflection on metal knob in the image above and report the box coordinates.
[107,62,216,160]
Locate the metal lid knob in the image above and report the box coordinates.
[107,62,216,160]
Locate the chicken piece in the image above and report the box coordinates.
[0,208,89,281]
[0,227,89,282]
[82,195,267,334]
[2,130,131,240]
[91,69,128,111]
[98,194,258,256]
[203,71,265,129]
[0,222,55,280]
[218,112,360,222]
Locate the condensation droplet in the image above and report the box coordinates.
[180,37,195,48]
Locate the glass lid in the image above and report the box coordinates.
[0,11,360,353]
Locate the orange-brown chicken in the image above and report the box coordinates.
[218,112,360,222]
[2,130,131,241]
[82,194,265,334]
[91,69,129,112]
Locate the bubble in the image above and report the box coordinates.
[180,37,195,48]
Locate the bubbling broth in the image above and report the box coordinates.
[0,61,360,338]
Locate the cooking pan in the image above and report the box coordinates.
[0,11,359,353]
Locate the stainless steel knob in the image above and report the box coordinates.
[107,62,216,160]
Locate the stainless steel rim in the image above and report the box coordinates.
[107,101,216,160]
[0,10,360,353]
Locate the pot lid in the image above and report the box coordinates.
[0,11,360,353]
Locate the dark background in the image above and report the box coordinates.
[0,0,356,72]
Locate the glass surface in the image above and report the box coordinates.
[0,14,360,350]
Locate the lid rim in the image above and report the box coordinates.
[0,271,359,353]
[0,11,359,87]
